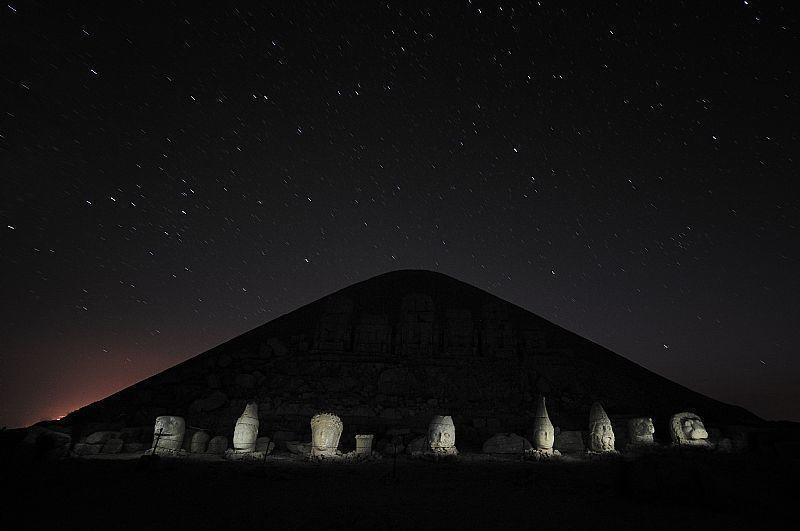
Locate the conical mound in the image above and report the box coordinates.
[60,269,761,447]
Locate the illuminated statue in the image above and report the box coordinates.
[628,417,656,446]
[669,412,711,447]
[311,412,343,458]
[355,434,374,456]
[232,402,259,453]
[427,415,458,456]
[588,402,616,453]
[151,416,186,454]
[532,396,555,452]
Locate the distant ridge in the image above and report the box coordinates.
[62,269,761,447]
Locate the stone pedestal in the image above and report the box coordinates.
[355,434,374,455]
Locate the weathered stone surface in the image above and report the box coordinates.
[670,412,711,447]
[101,438,124,454]
[232,403,259,452]
[20,427,71,459]
[123,442,146,453]
[73,443,102,456]
[235,373,256,389]
[355,434,374,455]
[588,403,615,453]
[206,436,227,454]
[405,436,427,455]
[554,430,585,453]
[311,412,343,457]
[189,430,211,453]
[255,436,274,454]
[532,396,555,451]
[398,293,435,356]
[190,391,227,414]
[151,416,185,453]
[286,441,311,455]
[353,314,391,354]
[628,417,656,445]
[482,433,532,454]
[314,296,354,352]
[428,415,457,455]
[85,431,119,445]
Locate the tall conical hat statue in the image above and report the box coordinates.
[589,402,610,425]
[241,402,258,419]
[535,396,553,427]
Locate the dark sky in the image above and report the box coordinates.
[1,1,798,428]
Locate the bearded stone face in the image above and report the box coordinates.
[670,412,712,446]
[681,416,709,441]
[628,417,656,444]
[428,415,456,450]
[590,422,615,452]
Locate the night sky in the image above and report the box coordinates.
[2,1,798,428]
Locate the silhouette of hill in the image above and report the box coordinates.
[61,270,761,446]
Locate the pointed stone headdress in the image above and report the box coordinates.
[535,396,553,424]
[589,402,610,425]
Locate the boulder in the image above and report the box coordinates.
[20,426,72,459]
[85,431,120,445]
[482,433,532,454]
[554,430,585,454]
[101,438,124,454]
[189,430,211,453]
[286,441,311,455]
[73,443,102,456]
[255,436,274,454]
[405,436,427,455]
[206,436,228,454]
[123,442,146,453]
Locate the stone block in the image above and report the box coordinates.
[101,438,124,454]
[483,433,532,454]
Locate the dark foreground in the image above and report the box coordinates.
[2,450,796,529]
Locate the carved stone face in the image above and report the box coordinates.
[670,412,711,446]
[232,403,259,452]
[428,415,456,450]
[628,417,655,444]
[590,422,615,452]
[681,416,709,441]
[311,412,343,457]
[533,427,554,450]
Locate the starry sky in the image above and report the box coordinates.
[1,1,798,428]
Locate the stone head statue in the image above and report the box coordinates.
[669,412,710,446]
[152,415,186,452]
[628,417,655,445]
[588,402,615,452]
[233,402,259,452]
[532,396,555,451]
[311,412,343,457]
[427,415,457,453]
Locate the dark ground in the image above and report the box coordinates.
[1,449,796,529]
